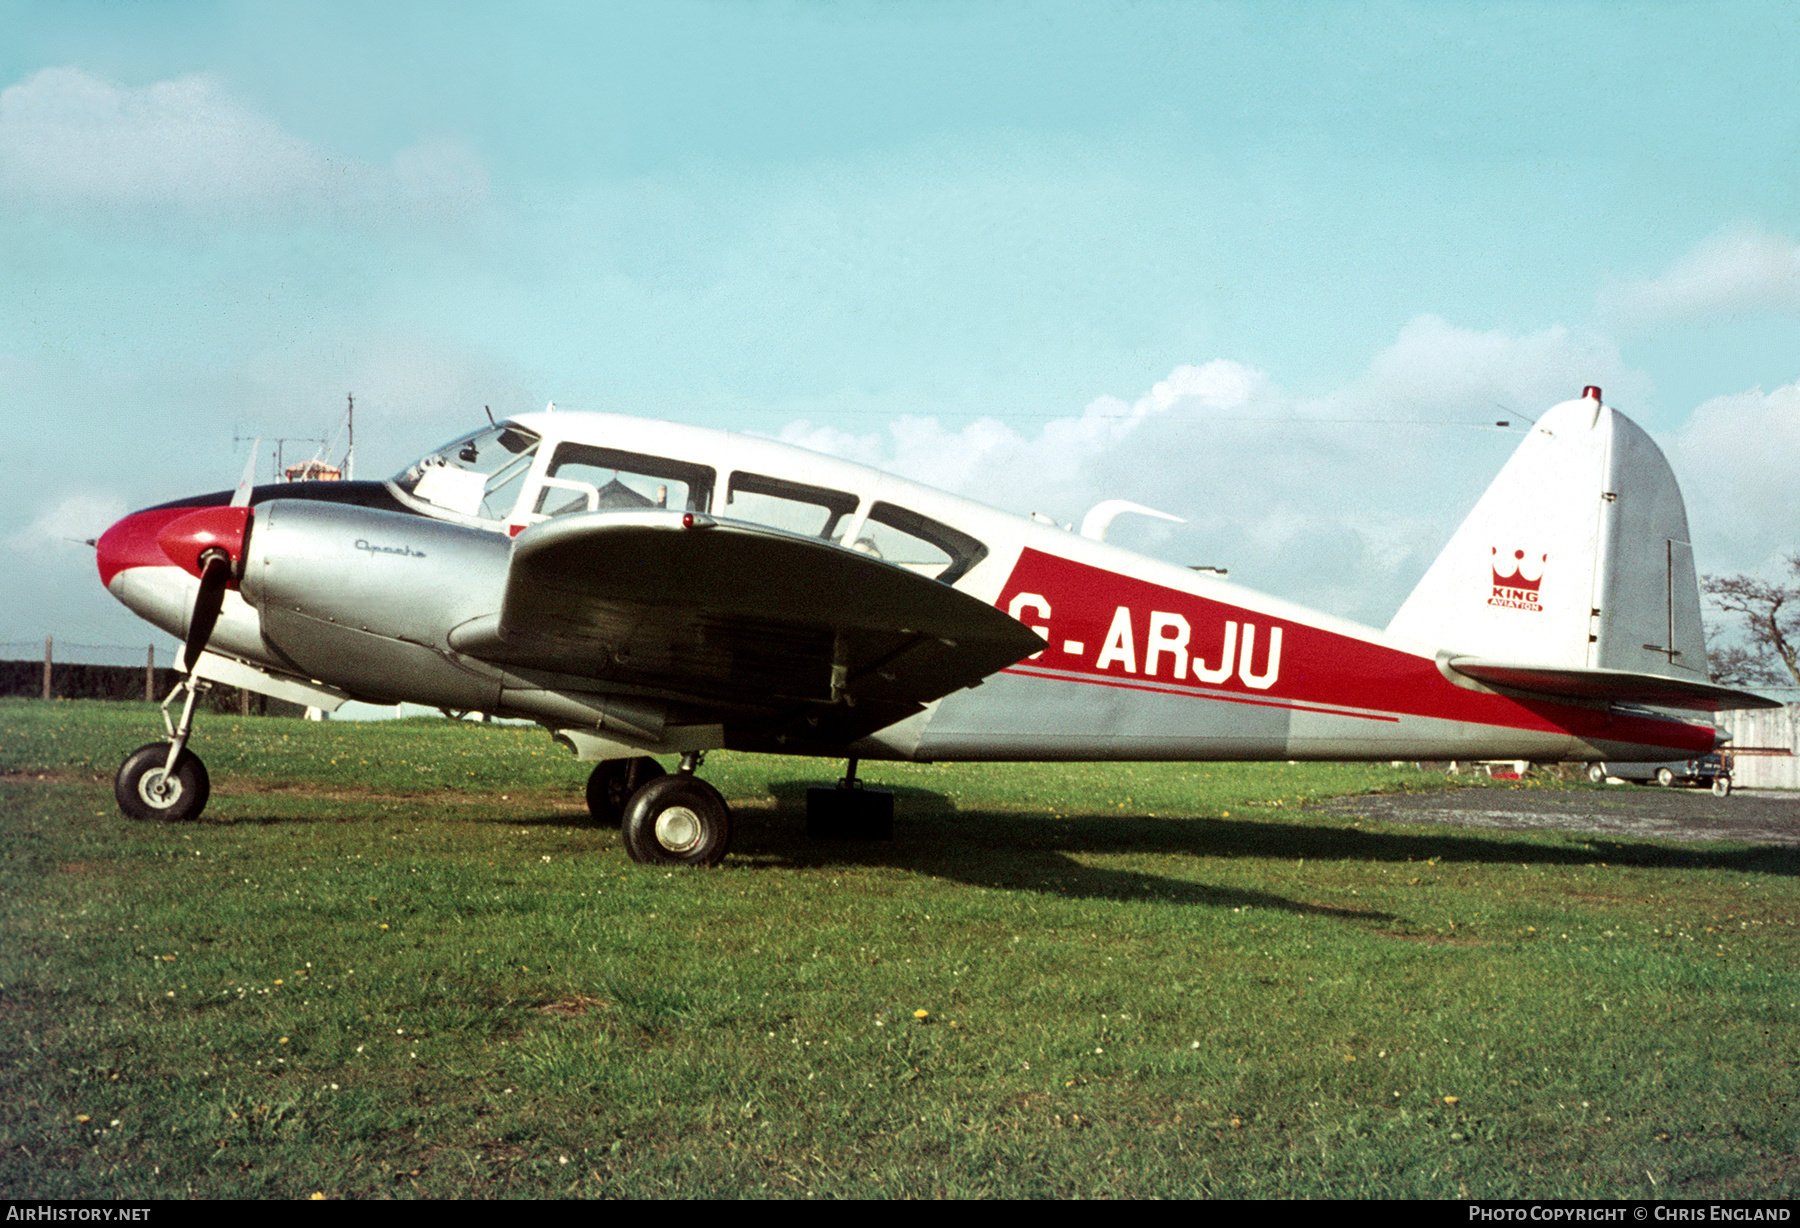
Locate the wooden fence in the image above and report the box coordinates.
[1,640,303,716]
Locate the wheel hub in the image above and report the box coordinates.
[140,771,179,807]
[654,805,703,852]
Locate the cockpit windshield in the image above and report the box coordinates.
[392,423,541,522]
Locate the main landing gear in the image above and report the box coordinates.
[608,751,732,867]
[584,756,666,826]
[114,678,212,823]
[592,753,897,867]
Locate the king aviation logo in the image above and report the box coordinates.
[1489,547,1546,612]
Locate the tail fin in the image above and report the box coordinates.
[1388,388,1773,711]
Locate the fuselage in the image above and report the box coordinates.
[96,411,1721,765]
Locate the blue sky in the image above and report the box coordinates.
[4,1,1798,662]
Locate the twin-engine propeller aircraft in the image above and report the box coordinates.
[95,386,1775,864]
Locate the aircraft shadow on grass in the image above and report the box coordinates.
[189,779,1799,937]
[738,779,1800,906]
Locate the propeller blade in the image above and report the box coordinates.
[231,441,259,508]
[183,553,230,672]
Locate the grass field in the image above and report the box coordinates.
[2,698,1797,1198]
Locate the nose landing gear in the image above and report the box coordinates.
[114,678,212,822]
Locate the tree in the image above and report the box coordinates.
[1703,555,1800,690]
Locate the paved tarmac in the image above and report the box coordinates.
[1313,785,1800,846]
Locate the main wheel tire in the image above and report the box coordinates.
[115,742,210,823]
[621,775,731,866]
[1656,767,1675,787]
[585,757,665,827]
[1587,764,1607,784]
[1712,776,1732,798]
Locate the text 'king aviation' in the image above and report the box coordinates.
[94,386,1775,865]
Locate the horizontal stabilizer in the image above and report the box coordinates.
[1447,657,1781,712]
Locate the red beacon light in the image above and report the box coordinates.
[1582,385,1602,402]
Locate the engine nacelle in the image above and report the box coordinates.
[242,500,511,708]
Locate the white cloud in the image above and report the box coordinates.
[0,67,343,206]
[392,136,490,208]
[0,67,485,216]
[1335,314,1644,423]
[1666,381,1800,576]
[780,318,1641,624]
[1597,225,1800,329]
[8,492,128,552]
[779,358,1274,512]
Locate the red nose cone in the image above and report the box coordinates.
[96,506,189,588]
[155,506,250,581]
[96,503,251,589]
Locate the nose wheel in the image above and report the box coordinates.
[116,741,210,822]
[113,677,213,823]
[619,752,731,866]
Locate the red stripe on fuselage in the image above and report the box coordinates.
[996,547,1714,753]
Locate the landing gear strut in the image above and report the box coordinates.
[806,756,894,840]
[114,678,212,822]
[620,751,732,866]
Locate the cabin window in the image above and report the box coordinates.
[724,472,859,539]
[533,444,714,518]
[850,502,988,584]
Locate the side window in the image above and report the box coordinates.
[532,444,714,519]
[724,472,858,539]
[850,502,988,584]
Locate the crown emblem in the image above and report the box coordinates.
[1488,547,1545,611]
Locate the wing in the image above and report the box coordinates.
[1447,658,1782,712]
[448,510,1047,745]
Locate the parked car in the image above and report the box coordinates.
[1588,752,1733,796]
